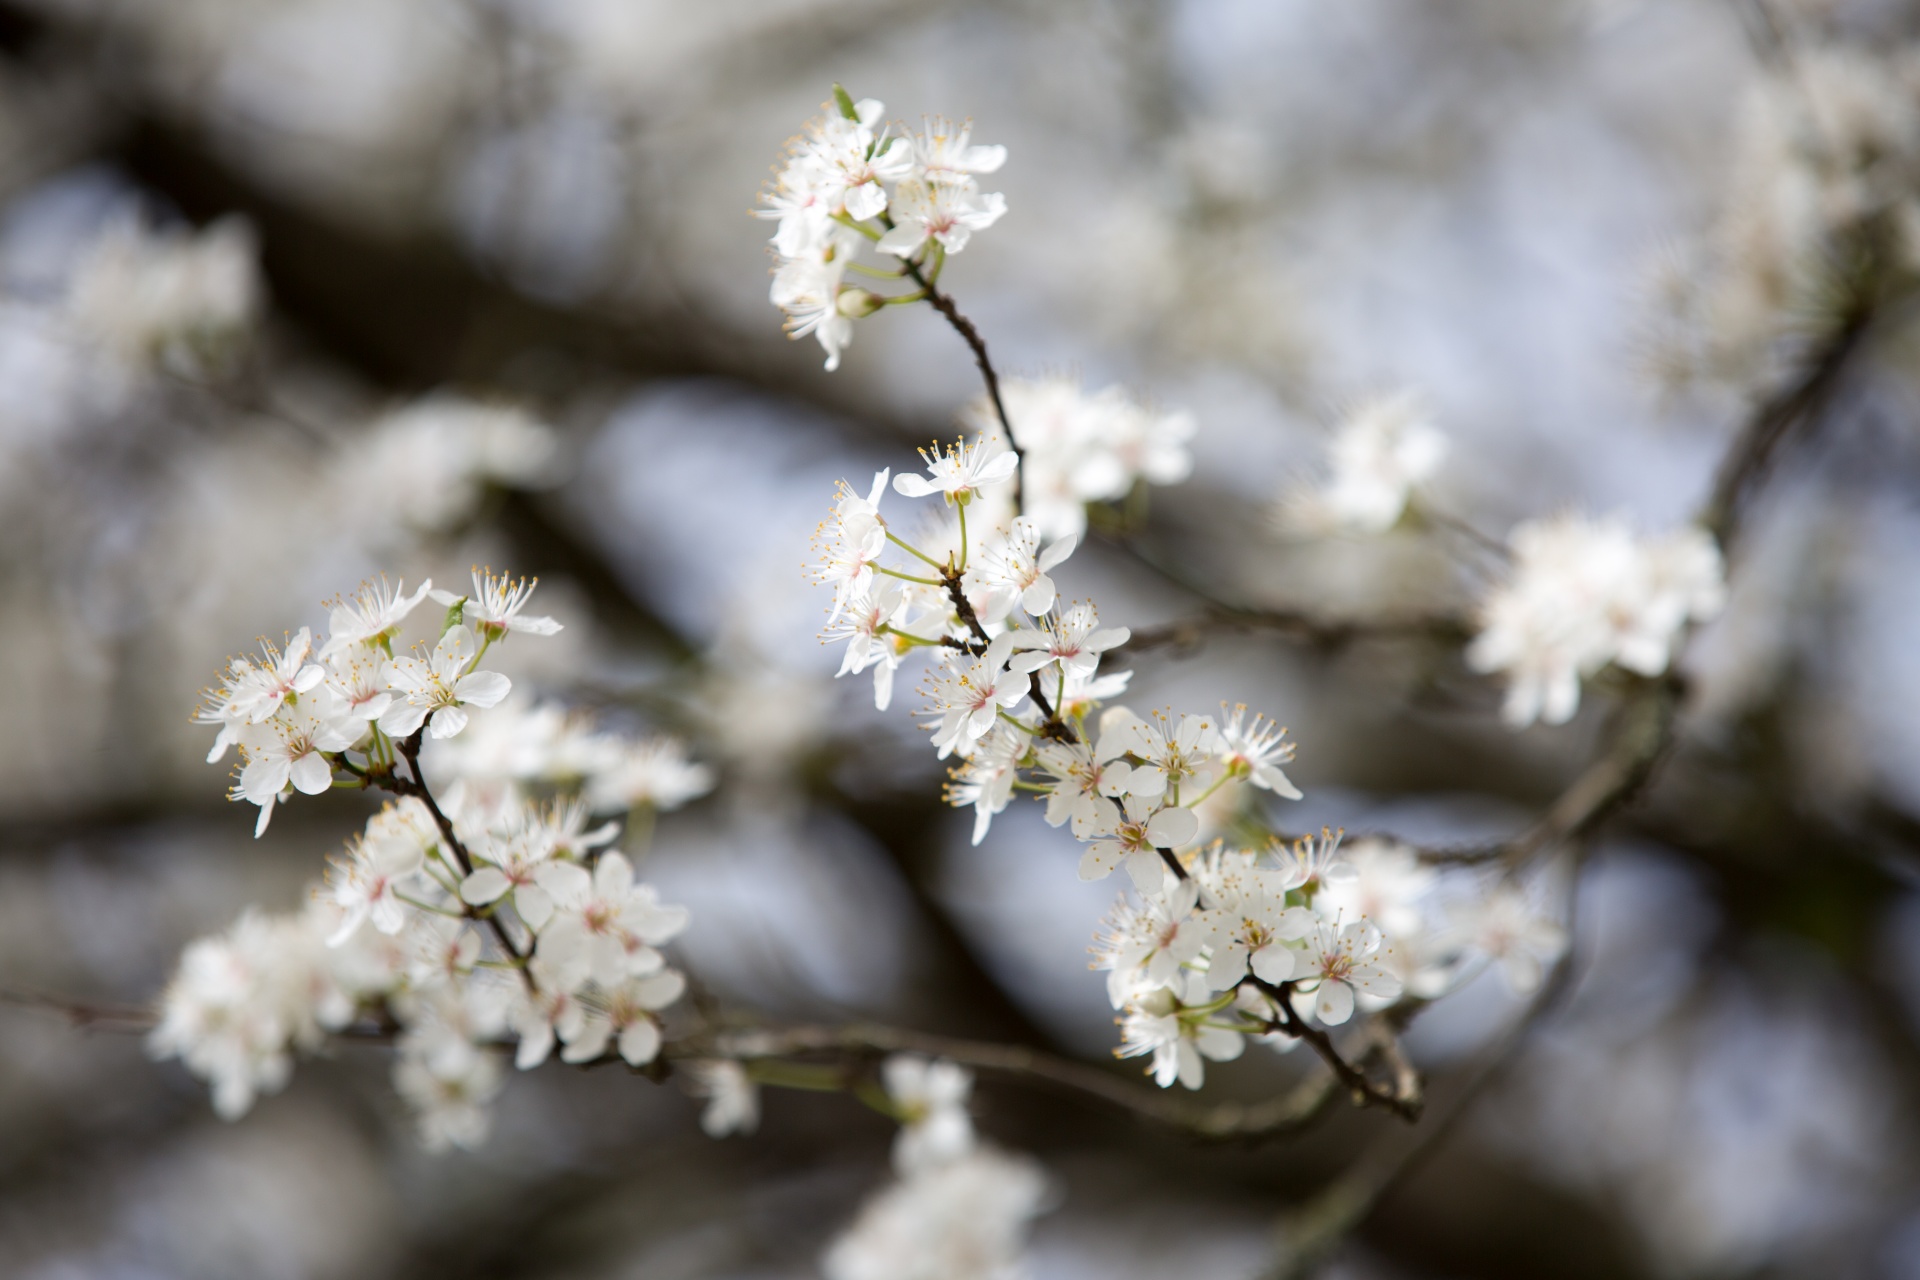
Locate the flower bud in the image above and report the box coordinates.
[836,288,886,319]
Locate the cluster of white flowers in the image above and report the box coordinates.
[964,375,1196,542]
[758,88,1006,370]
[808,427,1567,1086]
[1467,515,1726,727]
[1655,45,1920,386]
[1279,390,1447,535]
[158,569,711,1145]
[64,213,262,377]
[337,397,562,537]
[823,1055,1051,1280]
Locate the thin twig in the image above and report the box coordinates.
[901,259,1023,511]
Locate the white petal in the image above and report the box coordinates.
[454,670,512,708]
[1145,806,1198,848]
[288,751,332,796]
[1249,943,1297,984]
[461,867,512,906]
[1020,576,1056,616]
[892,473,938,498]
[428,705,469,739]
[1315,981,1355,1025]
[618,1020,662,1066]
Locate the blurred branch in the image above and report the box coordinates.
[707,1022,1346,1142]
[5,986,1345,1143]
[1119,603,1469,657]
[1259,906,1584,1280]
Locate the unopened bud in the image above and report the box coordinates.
[837,288,885,319]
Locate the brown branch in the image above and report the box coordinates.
[1116,604,1469,659]
[699,1022,1341,1141]
[901,259,1023,511]
[1259,897,1584,1280]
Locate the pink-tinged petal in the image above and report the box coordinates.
[288,751,332,796]
[1145,806,1198,849]
[1315,981,1355,1025]
[427,705,469,739]
[454,670,512,708]
[618,1020,662,1066]
[1250,943,1297,984]
[892,473,937,498]
[461,867,512,906]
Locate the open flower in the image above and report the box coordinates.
[1077,795,1200,894]
[965,518,1075,622]
[430,568,562,641]
[892,437,1019,506]
[1292,918,1403,1026]
[379,624,512,740]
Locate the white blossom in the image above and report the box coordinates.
[535,851,690,990]
[685,1059,761,1137]
[921,635,1027,760]
[379,624,512,740]
[1282,391,1447,534]
[430,568,563,641]
[822,1147,1050,1280]
[1292,918,1403,1026]
[65,213,260,374]
[559,969,686,1066]
[585,736,716,814]
[1467,514,1725,727]
[320,576,434,659]
[1115,971,1246,1090]
[1091,879,1209,1007]
[1210,704,1302,798]
[945,722,1029,845]
[883,1055,976,1174]
[893,437,1020,506]
[964,517,1074,622]
[1078,794,1199,894]
[1006,600,1128,680]
[1449,885,1568,994]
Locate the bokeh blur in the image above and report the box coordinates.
[3,0,1920,1276]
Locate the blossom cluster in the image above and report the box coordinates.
[1096,834,1568,1089]
[64,212,262,377]
[1278,389,1448,536]
[965,375,1197,542]
[157,570,712,1145]
[758,89,1006,370]
[809,428,1567,1087]
[1467,515,1726,727]
[823,1055,1051,1280]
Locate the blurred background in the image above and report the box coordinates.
[2,0,1920,1276]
